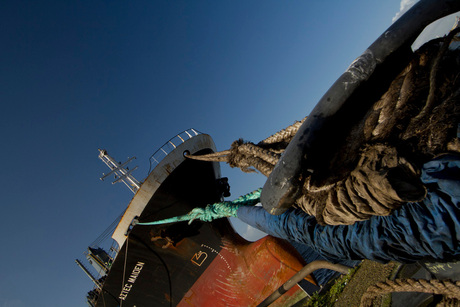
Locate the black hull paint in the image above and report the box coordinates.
[95,152,231,306]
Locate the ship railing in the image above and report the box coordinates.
[148,128,201,175]
[109,241,119,258]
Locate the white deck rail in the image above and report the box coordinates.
[148,128,201,174]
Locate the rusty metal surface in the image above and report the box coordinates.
[178,236,315,307]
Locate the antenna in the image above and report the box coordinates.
[98,149,140,193]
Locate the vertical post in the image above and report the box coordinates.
[257,261,351,307]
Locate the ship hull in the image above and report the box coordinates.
[92,133,314,306]
[96,148,228,306]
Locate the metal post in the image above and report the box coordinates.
[75,259,102,290]
[257,260,351,307]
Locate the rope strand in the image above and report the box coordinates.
[360,279,460,307]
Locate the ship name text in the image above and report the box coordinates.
[119,261,145,301]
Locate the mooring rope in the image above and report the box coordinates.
[360,278,460,307]
[258,117,306,145]
[185,118,305,173]
[135,188,262,226]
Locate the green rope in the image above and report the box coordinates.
[135,188,261,226]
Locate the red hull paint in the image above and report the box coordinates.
[179,236,316,306]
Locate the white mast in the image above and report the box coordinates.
[98,149,140,193]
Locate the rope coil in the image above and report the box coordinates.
[186,30,460,226]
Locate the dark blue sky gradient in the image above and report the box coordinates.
[1,1,405,306]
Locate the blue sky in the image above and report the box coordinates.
[1,1,456,306]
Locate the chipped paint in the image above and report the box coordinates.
[177,236,313,306]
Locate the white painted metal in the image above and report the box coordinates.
[98,149,141,193]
